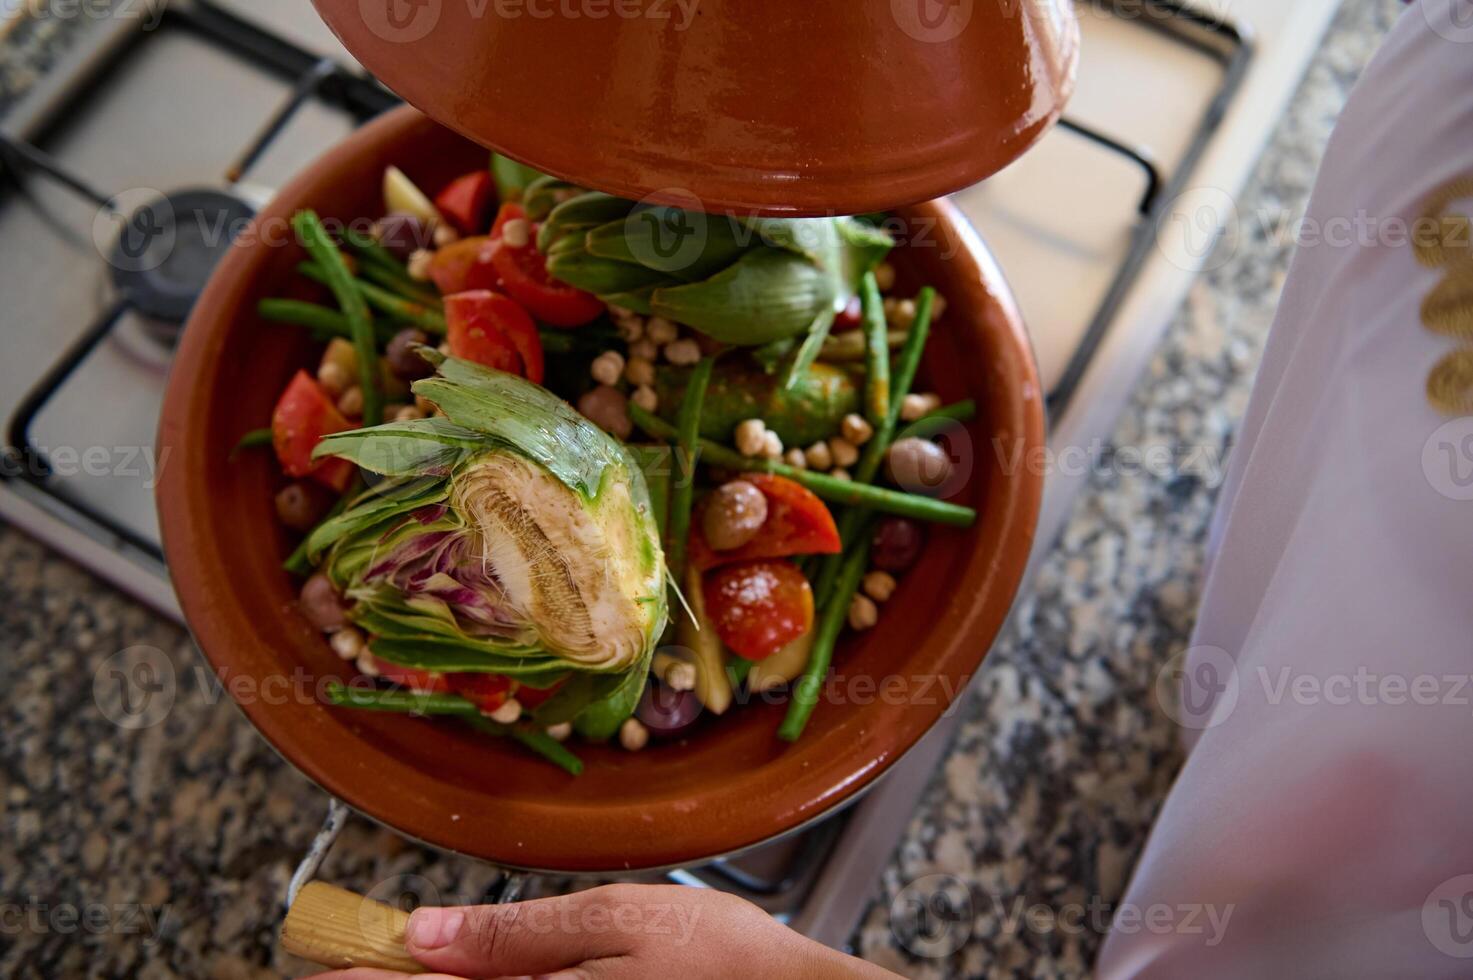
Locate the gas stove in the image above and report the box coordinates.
[0,0,1342,952]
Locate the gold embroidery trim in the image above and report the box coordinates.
[1417,175,1473,414]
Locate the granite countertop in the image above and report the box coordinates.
[0,1,1407,976]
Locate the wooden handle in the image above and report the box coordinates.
[281,882,424,974]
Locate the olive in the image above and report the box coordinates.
[871,517,925,573]
[884,437,954,496]
[386,328,432,380]
[299,573,348,632]
[702,480,768,551]
[375,212,433,260]
[577,385,632,440]
[636,681,703,737]
[274,481,332,532]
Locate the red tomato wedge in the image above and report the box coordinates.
[271,370,355,493]
[427,235,498,295]
[434,171,494,234]
[490,201,525,238]
[446,673,515,712]
[702,560,815,660]
[491,232,604,327]
[369,657,450,694]
[689,474,841,570]
[444,290,544,383]
[514,677,567,709]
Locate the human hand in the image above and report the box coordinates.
[303,883,898,979]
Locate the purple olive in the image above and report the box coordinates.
[386,328,432,380]
[870,517,926,573]
[636,681,703,737]
[275,481,332,532]
[299,573,348,632]
[375,212,434,259]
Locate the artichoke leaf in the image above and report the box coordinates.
[490,153,551,203]
[585,209,748,281]
[411,354,627,501]
[368,637,570,679]
[304,477,448,564]
[314,416,485,476]
[522,175,580,220]
[648,247,834,346]
[546,247,681,297]
[545,190,636,229]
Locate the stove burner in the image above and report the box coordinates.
[107,188,254,324]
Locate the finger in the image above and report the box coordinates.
[405,886,646,978]
[300,971,465,980]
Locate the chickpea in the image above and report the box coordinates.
[760,430,784,459]
[828,436,860,469]
[702,480,769,551]
[900,392,943,422]
[394,404,426,422]
[664,338,702,366]
[646,316,679,345]
[500,218,531,248]
[329,626,365,661]
[734,419,768,457]
[783,448,808,470]
[625,356,656,387]
[432,223,459,247]
[591,350,625,386]
[274,481,330,532]
[874,261,896,292]
[620,716,650,751]
[885,437,954,495]
[337,385,364,419]
[863,571,898,603]
[317,360,351,397]
[486,698,522,724]
[629,338,659,362]
[841,413,874,446]
[299,573,348,632]
[630,384,658,413]
[546,722,573,742]
[804,440,833,471]
[406,248,434,281]
[577,385,633,440]
[848,594,878,631]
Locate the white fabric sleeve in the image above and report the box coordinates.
[1096,2,1473,977]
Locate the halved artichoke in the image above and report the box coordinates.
[304,351,666,732]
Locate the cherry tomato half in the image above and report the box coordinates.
[427,235,499,295]
[689,473,841,570]
[491,232,605,327]
[446,672,515,712]
[434,170,494,235]
[271,370,355,492]
[445,290,545,383]
[702,560,815,660]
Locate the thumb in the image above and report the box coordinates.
[405,891,635,978]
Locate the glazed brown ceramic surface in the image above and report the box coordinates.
[157,107,1044,873]
[309,0,1078,217]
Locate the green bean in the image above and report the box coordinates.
[816,288,937,606]
[894,400,977,443]
[294,212,383,425]
[297,261,447,334]
[667,356,714,581]
[324,685,585,775]
[628,404,974,527]
[778,528,871,742]
[466,717,584,776]
[233,427,272,451]
[325,681,479,717]
[257,298,399,344]
[357,259,442,308]
[342,227,415,278]
[860,272,890,426]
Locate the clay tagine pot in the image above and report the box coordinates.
[156,107,1046,871]
[311,0,1079,216]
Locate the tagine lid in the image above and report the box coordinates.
[312,0,1079,216]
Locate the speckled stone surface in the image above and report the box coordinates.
[0,1,1407,977]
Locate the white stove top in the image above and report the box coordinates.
[0,0,1344,950]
